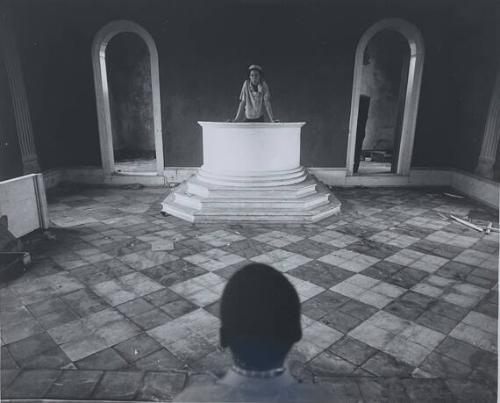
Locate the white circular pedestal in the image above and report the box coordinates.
[161,122,340,223]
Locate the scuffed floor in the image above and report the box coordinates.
[1,184,497,401]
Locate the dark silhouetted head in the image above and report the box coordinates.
[220,263,302,371]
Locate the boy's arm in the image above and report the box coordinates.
[233,100,245,121]
[232,81,247,122]
[264,98,275,122]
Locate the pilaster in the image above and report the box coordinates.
[0,11,40,174]
[475,71,500,179]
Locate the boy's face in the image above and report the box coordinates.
[249,70,261,85]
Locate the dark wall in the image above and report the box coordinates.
[7,0,497,170]
[107,32,155,158]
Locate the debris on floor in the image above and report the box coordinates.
[122,183,144,190]
[437,212,449,220]
[439,211,499,234]
[450,214,484,232]
[151,239,175,251]
[443,192,465,199]
[43,231,57,241]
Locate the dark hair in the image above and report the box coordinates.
[220,263,302,370]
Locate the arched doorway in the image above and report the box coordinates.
[346,19,424,176]
[92,20,164,176]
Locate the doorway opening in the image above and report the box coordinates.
[92,21,164,176]
[107,32,155,173]
[346,19,425,176]
[355,31,409,174]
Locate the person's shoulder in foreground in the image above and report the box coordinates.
[173,262,336,402]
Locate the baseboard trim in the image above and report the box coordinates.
[307,168,347,185]
[308,167,451,187]
[42,167,199,189]
[42,166,499,209]
[42,168,64,189]
[164,167,198,183]
[450,170,499,209]
[408,168,453,187]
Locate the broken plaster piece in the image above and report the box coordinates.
[151,240,175,251]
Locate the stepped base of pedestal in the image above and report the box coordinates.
[161,171,341,224]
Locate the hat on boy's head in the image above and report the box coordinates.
[248,64,263,73]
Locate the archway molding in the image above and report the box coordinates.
[345,18,425,176]
[92,20,164,176]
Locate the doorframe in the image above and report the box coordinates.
[345,18,425,176]
[92,20,164,176]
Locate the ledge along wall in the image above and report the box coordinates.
[6,0,499,179]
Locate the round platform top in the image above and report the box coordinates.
[198,121,306,128]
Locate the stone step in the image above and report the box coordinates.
[198,166,305,180]
[173,191,330,210]
[161,200,197,222]
[197,176,308,187]
[187,177,318,198]
[197,169,308,187]
[161,196,340,223]
[161,170,341,224]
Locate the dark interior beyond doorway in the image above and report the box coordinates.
[355,30,410,175]
[106,32,156,172]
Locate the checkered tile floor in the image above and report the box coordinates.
[1,185,497,401]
